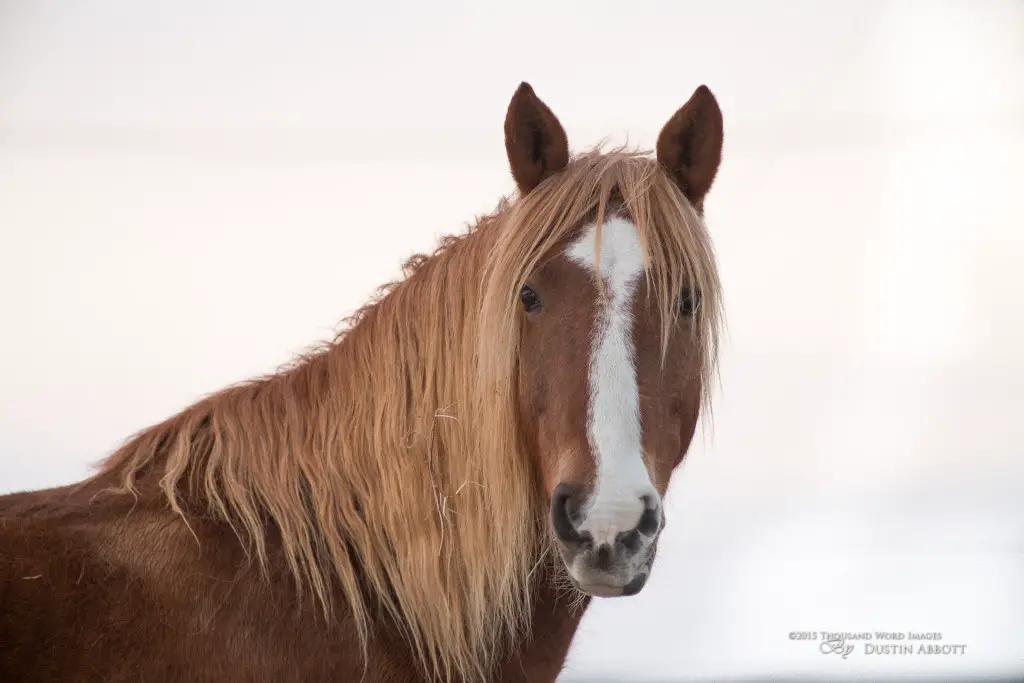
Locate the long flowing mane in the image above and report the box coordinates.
[87,146,724,682]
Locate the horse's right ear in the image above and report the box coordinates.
[504,82,569,195]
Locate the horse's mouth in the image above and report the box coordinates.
[566,571,648,598]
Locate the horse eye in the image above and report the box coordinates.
[520,284,542,312]
[678,288,701,318]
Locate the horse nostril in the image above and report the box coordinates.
[593,543,613,570]
[636,503,662,537]
[551,483,588,546]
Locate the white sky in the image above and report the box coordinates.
[1,1,1022,680]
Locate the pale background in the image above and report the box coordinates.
[1,1,1022,680]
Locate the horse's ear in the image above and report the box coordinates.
[656,85,724,208]
[504,82,569,195]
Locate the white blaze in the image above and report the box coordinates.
[566,216,660,547]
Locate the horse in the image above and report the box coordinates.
[0,81,725,682]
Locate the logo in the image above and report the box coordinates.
[819,636,854,659]
[789,629,968,659]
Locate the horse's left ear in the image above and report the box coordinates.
[656,85,724,208]
[504,82,570,195]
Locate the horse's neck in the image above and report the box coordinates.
[497,570,592,682]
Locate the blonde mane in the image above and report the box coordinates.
[90,145,723,682]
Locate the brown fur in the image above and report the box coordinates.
[0,82,724,682]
